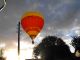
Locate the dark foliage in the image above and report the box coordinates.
[71,36,80,60]
[72,36,80,51]
[33,36,74,60]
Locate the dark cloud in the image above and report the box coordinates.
[0,0,80,47]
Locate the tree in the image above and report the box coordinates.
[33,36,73,60]
[71,36,80,60]
[72,36,80,51]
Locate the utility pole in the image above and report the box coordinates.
[18,22,20,56]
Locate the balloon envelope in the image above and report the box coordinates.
[21,12,44,44]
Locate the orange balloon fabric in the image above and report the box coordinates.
[21,12,44,44]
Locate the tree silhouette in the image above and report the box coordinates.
[72,36,80,51]
[71,36,80,60]
[33,36,74,60]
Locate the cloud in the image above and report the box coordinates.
[0,0,80,49]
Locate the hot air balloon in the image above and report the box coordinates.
[21,12,44,44]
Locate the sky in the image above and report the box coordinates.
[0,0,80,52]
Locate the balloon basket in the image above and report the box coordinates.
[32,41,34,44]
